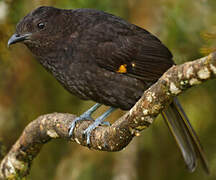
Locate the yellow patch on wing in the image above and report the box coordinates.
[117,64,127,73]
[131,63,136,67]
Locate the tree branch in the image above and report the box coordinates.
[1,52,216,179]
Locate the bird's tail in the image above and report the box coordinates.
[161,97,209,174]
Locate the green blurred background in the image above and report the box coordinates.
[0,0,216,179]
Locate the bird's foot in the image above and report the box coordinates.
[68,113,93,137]
[68,103,102,137]
[69,105,115,146]
[83,117,110,145]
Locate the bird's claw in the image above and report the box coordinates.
[68,118,80,137]
[68,115,94,137]
[83,120,110,145]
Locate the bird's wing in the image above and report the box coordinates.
[93,24,174,81]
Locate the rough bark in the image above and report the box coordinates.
[1,52,216,179]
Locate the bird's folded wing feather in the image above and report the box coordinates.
[91,23,174,81]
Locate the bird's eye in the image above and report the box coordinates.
[37,22,45,29]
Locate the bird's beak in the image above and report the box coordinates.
[7,33,31,47]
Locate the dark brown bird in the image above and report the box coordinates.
[8,6,209,173]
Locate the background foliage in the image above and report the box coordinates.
[0,0,216,179]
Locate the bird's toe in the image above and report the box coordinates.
[68,116,84,137]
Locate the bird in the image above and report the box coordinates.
[8,6,209,173]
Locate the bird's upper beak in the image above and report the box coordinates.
[7,33,31,47]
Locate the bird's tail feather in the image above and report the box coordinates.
[161,97,209,174]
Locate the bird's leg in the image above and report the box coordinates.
[69,103,102,136]
[83,107,116,145]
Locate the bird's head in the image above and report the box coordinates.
[8,6,69,55]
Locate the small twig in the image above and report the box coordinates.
[1,52,216,179]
